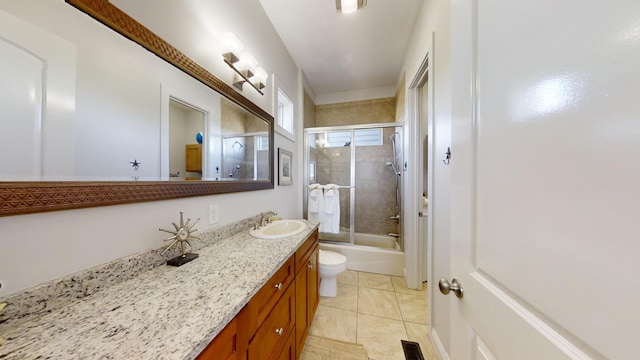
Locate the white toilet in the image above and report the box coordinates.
[318,249,347,297]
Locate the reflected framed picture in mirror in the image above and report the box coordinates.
[278,148,292,186]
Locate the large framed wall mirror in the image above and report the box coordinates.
[0,0,274,216]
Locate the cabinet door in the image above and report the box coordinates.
[185,144,202,172]
[295,245,319,359]
[306,246,319,320]
[294,268,308,358]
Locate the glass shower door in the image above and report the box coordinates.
[353,126,402,249]
[306,131,352,244]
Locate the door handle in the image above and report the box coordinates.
[439,278,463,298]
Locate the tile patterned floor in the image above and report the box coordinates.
[308,270,437,360]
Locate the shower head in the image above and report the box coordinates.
[386,162,400,176]
[232,141,244,148]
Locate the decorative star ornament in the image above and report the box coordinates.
[129,159,141,170]
[159,212,201,266]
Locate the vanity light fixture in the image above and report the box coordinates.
[221,32,266,95]
[336,0,366,14]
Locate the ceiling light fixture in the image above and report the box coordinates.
[336,0,366,14]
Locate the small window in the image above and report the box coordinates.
[277,88,294,137]
[324,128,382,148]
[255,135,269,151]
[325,131,352,147]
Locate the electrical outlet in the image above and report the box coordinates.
[208,204,219,225]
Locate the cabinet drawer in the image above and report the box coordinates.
[246,256,295,334]
[248,282,295,360]
[276,330,296,360]
[198,316,242,360]
[295,229,319,274]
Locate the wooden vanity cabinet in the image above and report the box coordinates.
[197,230,319,360]
[294,230,319,359]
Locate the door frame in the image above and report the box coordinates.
[406,48,434,331]
[160,83,217,180]
[449,0,478,356]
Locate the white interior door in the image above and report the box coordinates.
[0,37,43,178]
[449,0,640,359]
[0,9,76,180]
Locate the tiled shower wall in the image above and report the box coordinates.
[354,127,400,236]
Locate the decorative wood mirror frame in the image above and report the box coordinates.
[0,0,274,217]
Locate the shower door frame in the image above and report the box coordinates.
[304,122,404,247]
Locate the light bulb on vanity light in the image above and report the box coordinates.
[220,32,243,63]
[236,52,258,77]
[252,67,268,90]
[336,0,366,14]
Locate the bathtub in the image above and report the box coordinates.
[319,232,404,277]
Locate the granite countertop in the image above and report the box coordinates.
[0,220,318,359]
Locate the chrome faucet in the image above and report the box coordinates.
[258,211,278,227]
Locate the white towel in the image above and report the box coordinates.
[308,184,324,232]
[323,184,336,215]
[308,184,322,213]
[322,184,340,234]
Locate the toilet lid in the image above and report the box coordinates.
[319,250,346,265]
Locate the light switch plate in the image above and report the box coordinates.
[208,204,219,225]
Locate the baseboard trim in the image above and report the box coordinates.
[430,328,451,360]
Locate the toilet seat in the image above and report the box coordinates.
[318,249,347,297]
[319,250,346,266]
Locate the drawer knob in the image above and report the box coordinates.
[308,261,315,269]
[274,282,283,290]
[275,327,284,336]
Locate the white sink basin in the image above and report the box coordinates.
[250,220,307,239]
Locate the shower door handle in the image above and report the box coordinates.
[418,211,427,217]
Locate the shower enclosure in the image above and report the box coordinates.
[304,123,404,251]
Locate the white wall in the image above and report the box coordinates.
[0,0,302,297]
[403,0,453,356]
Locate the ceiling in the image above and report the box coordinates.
[259,0,424,98]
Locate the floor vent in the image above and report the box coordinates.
[401,340,425,360]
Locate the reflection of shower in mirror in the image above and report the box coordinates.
[232,141,244,149]
[230,141,244,177]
